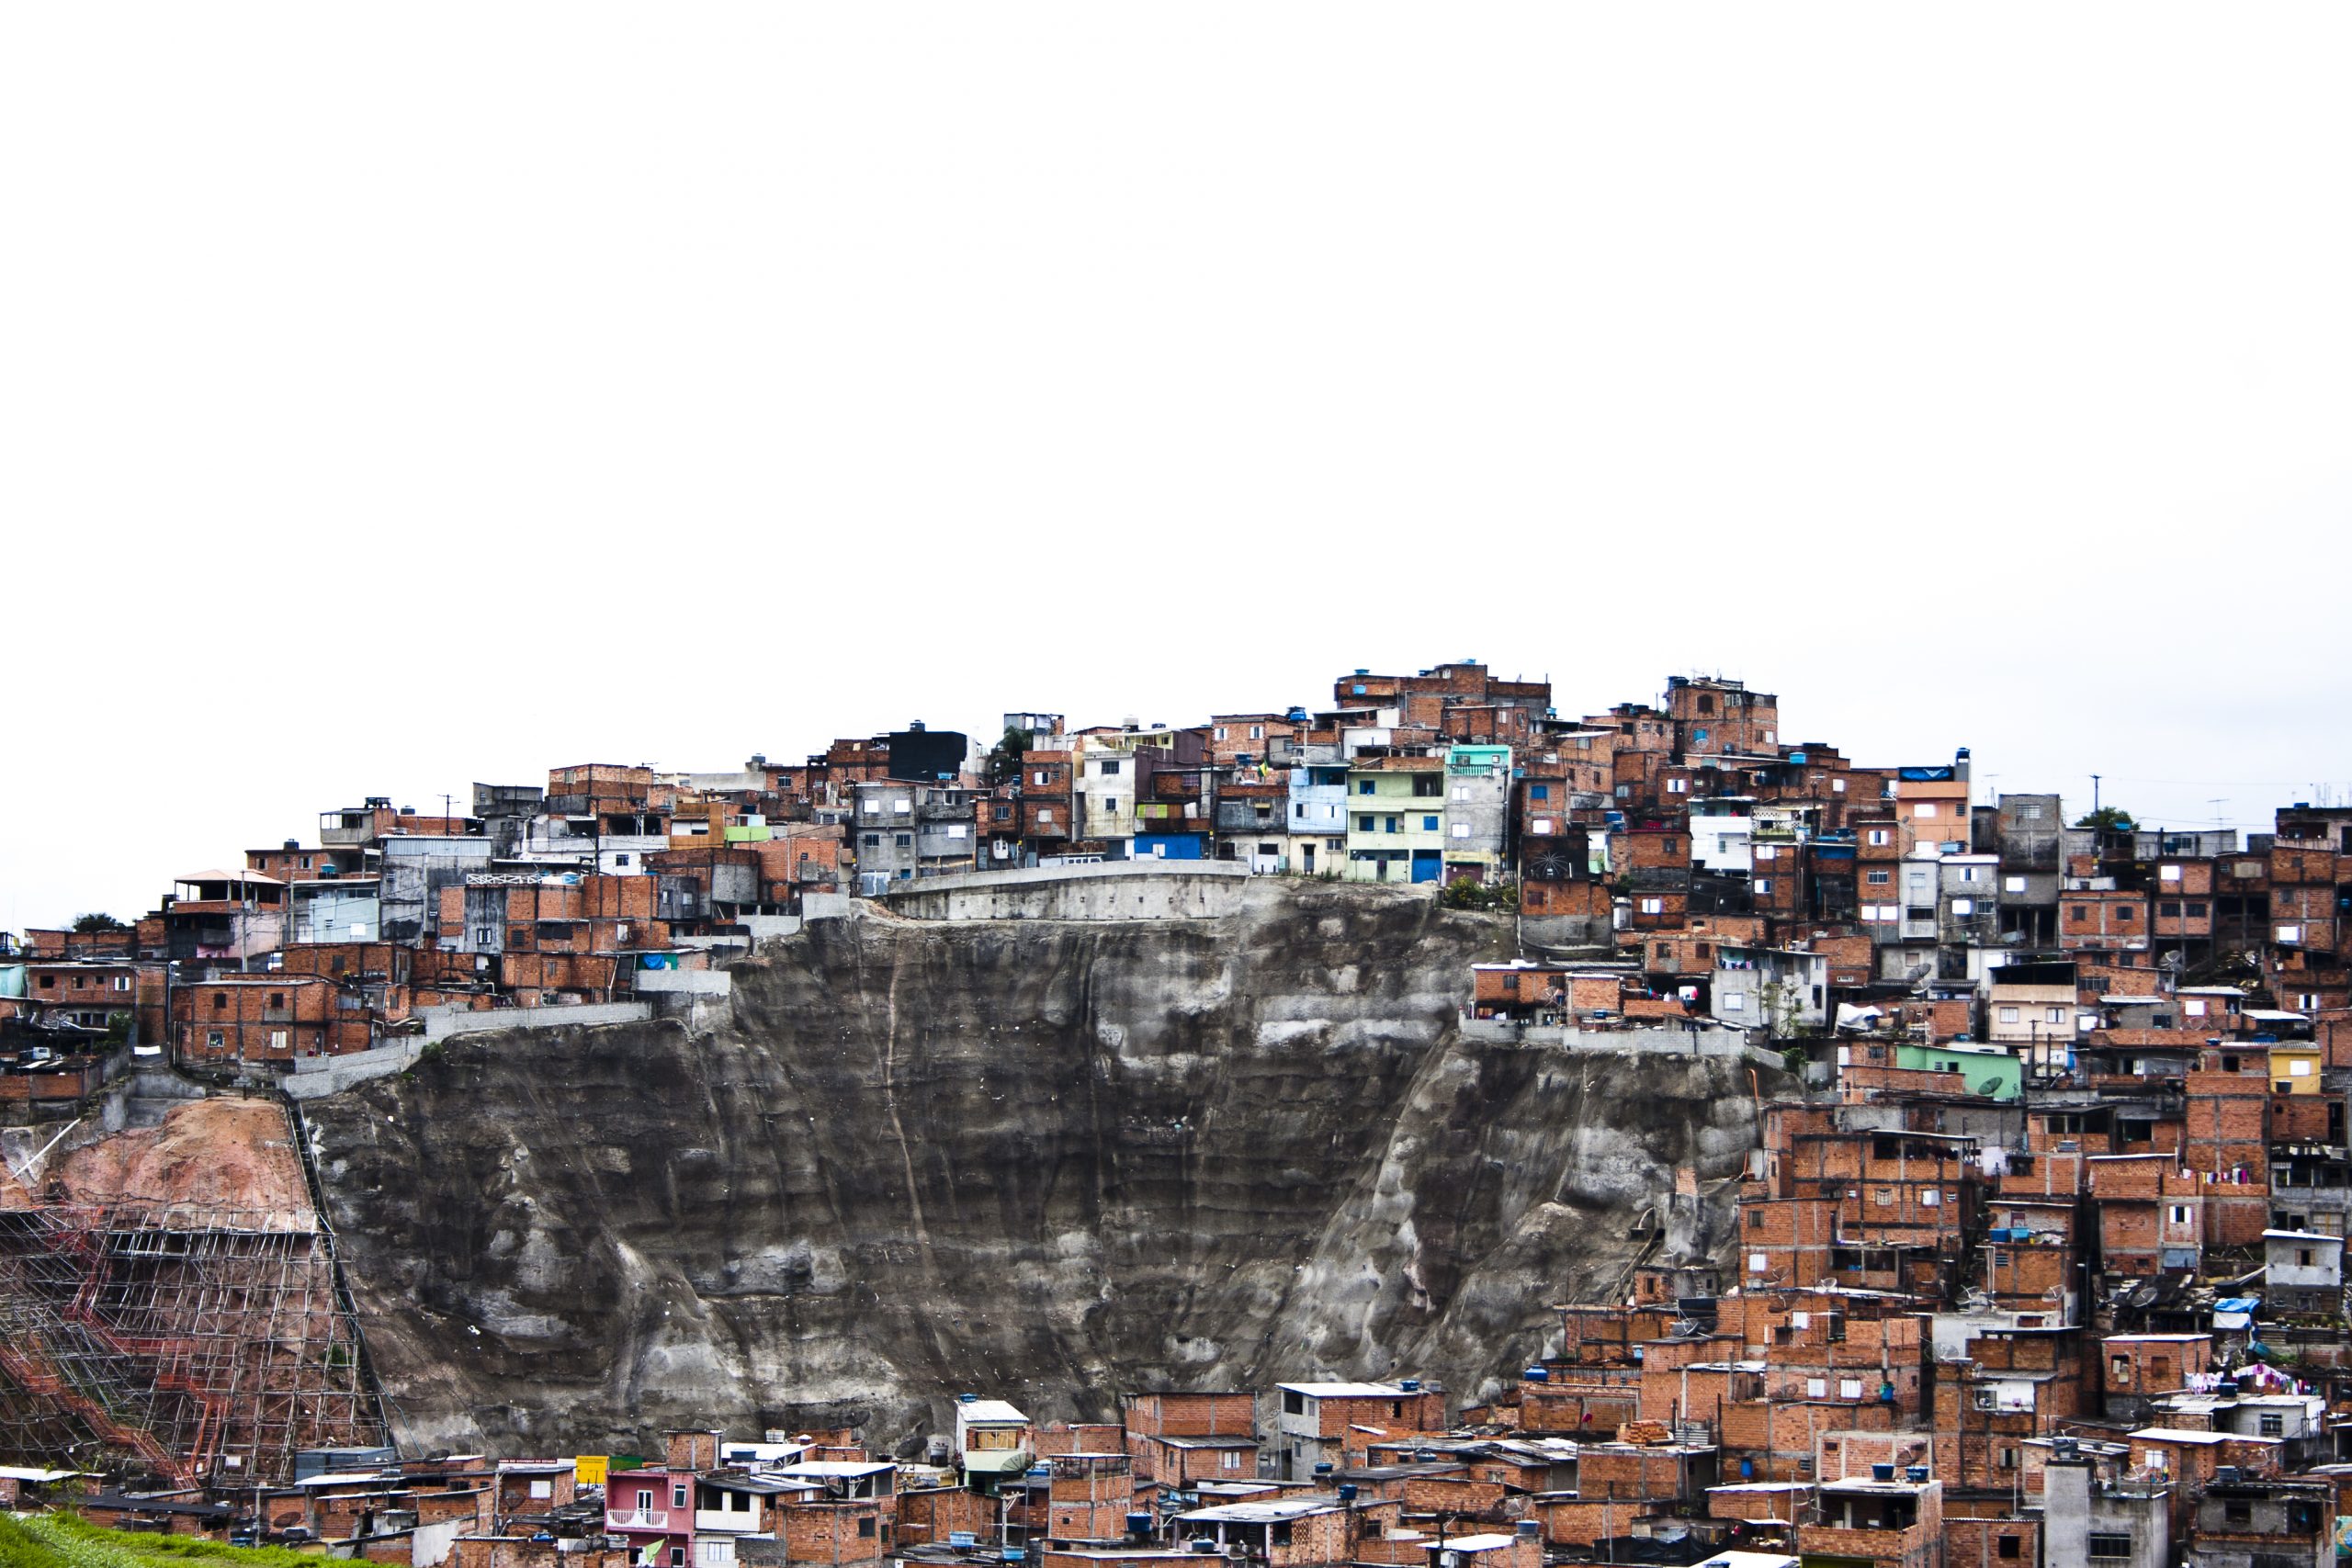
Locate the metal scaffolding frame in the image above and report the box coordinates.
[0,1198,388,1487]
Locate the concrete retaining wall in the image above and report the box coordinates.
[419,1000,652,1042]
[880,862,1252,921]
[283,1041,427,1100]
[633,968,734,996]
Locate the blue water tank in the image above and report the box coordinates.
[1399,1379,1421,1393]
[1523,1366,1549,1383]
[1337,1483,1358,1503]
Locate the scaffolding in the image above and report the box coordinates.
[0,1198,388,1487]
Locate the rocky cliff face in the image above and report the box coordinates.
[305,883,1775,1456]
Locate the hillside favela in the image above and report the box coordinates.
[7,657,2352,1568]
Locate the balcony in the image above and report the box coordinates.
[608,1508,672,1531]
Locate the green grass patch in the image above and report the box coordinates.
[1,1512,311,1568]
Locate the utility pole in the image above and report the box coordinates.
[2090,774,2101,820]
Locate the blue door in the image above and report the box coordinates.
[1410,851,1442,883]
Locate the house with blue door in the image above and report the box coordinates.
[1344,750,1447,883]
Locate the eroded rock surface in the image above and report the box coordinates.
[306,883,1775,1455]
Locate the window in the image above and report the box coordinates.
[895,834,910,847]
[1724,994,1746,1011]
[857,1518,876,1540]
[2159,900,2180,916]
[2259,1411,2284,1437]
[673,1484,688,1508]
[2114,904,2133,920]
[1640,897,1663,915]
[112,976,130,991]
[1250,726,1263,739]
[1867,870,1891,886]
[1221,1449,1242,1470]
[1532,818,1554,835]
[1951,898,1973,915]
[1832,777,1846,793]
[1423,816,1440,832]
[670,1551,684,1567]
[1999,1006,2019,1023]
[1530,784,1551,800]
[1868,829,1890,846]
[1385,817,1400,833]
[1100,760,1122,776]
[1916,802,1937,818]
[206,1031,224,1048]
[1997,1537,2019,1560]
[1691,727,1710,745]
[2004,874,2026,892]
[1215,727,1229,740]
[1451,823,1470,839]
[2188,900,2208,916]
[1359,780,1375,795]
[1282,1390,1306,1415]
[1357,816,1374,832]
[1038,810,1054,825]
[2160,863,2181,882]
[1667,778,1689,794]
[2046,1007,2065,1024]
[2086,1534,2132,1560]
[1414,776,1441,797]
[1754,878,1772,895]
[2072,905,2089,920]
[1749,1209,1764,1230]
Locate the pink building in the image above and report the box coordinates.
[606,1465,693,1567]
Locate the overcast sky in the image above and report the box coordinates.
[6,6,2350,930]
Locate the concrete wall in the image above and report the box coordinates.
[634,968,733,996]
[420,1001,652,1042]
[879,863,1252,921]
[283,1041,427,1100]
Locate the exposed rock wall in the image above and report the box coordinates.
[306,883,1778,1456]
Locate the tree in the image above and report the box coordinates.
[70,912,129,933]
[985,727,1035,786]
[2075,807,2136,831]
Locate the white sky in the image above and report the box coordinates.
[6,6,2350,929]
